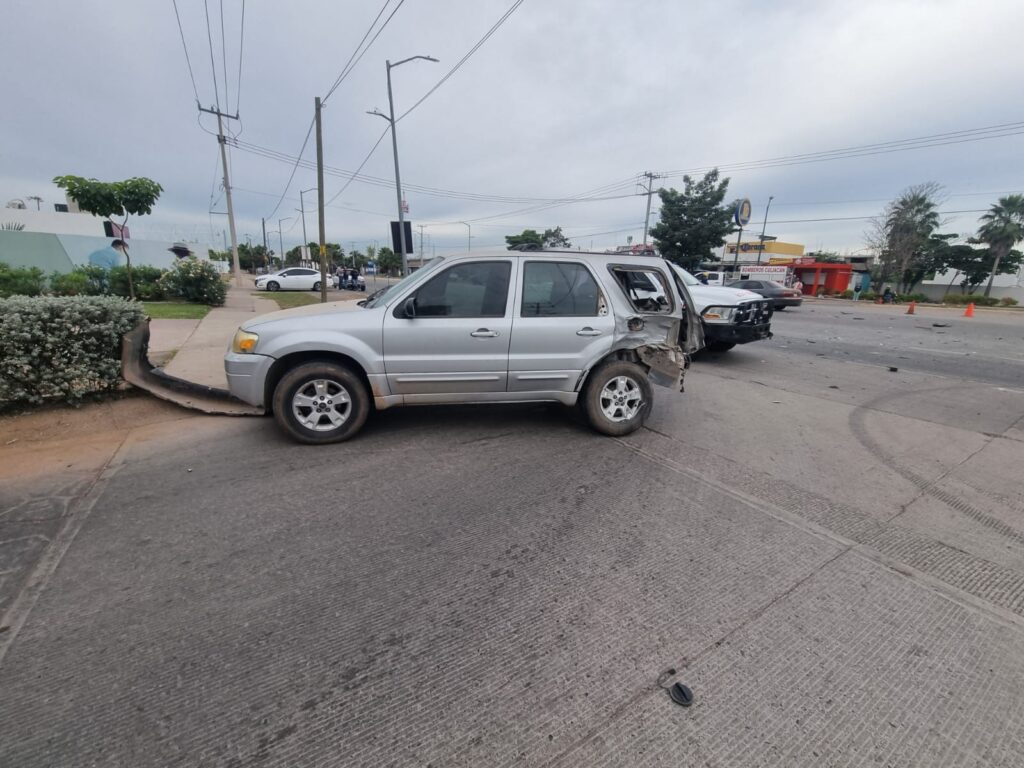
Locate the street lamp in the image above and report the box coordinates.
[368,54,439,275]
[278,217,292,266]
[297,187,316,248]
[460,221,471,253]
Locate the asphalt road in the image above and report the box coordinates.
[768,301,1024,387]
[2,302,1024,767]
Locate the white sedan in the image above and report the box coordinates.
[254,268,324,292]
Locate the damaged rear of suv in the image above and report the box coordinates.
[224,248,703,443]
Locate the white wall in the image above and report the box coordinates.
[1,207,105,236]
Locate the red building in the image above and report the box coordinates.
[791,260,853,295]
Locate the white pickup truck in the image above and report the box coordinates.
[669,264,773,352]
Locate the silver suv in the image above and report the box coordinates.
[224,249,703,443]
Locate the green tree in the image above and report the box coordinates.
[542,227,571,247]
[505,229,544,250]
[944,244,1023,294]
[649,169,735,271]
[871,183,943,293]
[237,243,271,271]
[286,241,343,266]
[976,194,1024,297]
[376,247,401,275]
[52,175,163,300]
[504,226,572,250]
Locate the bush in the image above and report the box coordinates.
[109,265,166,300]
[49,265,109,297]
[943,294,999,306]
[0,262,46,298]
[861,291,877,302]
[839,289,854,299]
[897,293,928,303]
[159,257,226,306]
[999,297,1019,307]
[0,296,145,405]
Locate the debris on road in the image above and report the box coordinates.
[888,366,899,372]
[932,323,951,327]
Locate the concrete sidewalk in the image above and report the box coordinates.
[159,285,279,389]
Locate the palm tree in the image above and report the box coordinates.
[881,183,942,292]
[977,194,1024,297]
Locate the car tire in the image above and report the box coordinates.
[313,281,321,292]
[774,304,785,311]
[707,341,736,353]
[272,361,370,444]
[266,281,280,292]
[583,360,652,437]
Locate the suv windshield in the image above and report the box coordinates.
[363,257,446,309]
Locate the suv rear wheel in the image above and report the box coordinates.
[272,361,370,444]
[583,360,652,436]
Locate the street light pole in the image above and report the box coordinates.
[460,221,471,252]
[369,55,438,276]
[278,217,291,266]
[756,195,774,265]
[298,187,316,249]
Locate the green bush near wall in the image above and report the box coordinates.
[0,263,46,298]
[0,296,145,405]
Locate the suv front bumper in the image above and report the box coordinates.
[224,352,275,407]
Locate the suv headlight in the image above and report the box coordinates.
[231,329,259,354]
[701,306,738,324]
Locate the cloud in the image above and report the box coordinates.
[2,0,1022,255]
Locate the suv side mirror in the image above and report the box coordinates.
[401,296,417,318]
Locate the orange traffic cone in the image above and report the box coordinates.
[906,300,916,315]
[964,302,975,318]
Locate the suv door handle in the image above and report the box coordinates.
[470,329,500,338]
[576,327,602,336]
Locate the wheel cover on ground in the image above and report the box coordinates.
[291,378,352,431]
[599,376,642,422]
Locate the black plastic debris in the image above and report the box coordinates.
[669,682,694,707]
[888,366,898,372]
[932,322,950,327]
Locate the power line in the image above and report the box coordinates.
[202,0,222,111]
[318,0,526,210]
[397,0,526,122]
[660,122,1024,179]
[171,0,201,104]
[323,128,390,207]
[219,0,229,113]
[261,0,404,223]
[263,118,315,220]
[235,0,246,112]
[323,0,406,103]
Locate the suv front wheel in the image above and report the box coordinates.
[272,361,370,444]
[583,360,652,436]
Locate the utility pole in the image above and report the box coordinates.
[641,171,663,246]
[278,217,291,267]
[418,224,425,261]
[460,221,471,252]
[199,104,243,287]
[756,195,774,265]
[315,97,328,303]
[261,217,268,269]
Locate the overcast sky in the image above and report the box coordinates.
[3,0,1023,256]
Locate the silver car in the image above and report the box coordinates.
[225,249,703,444]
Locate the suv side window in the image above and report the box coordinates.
[521,261,605,317]
[411,261,511,318]
[610,266,674,313]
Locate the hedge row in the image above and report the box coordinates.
[0,260,225,306]
[942,294,1017,306]
[0,296,145,405]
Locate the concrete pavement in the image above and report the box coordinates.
[158,284,279,388]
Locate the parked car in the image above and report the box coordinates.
[727,279,803,309]
[255,268,324,292]
[225,249,703,444]
[335,273,366,291]
[670,265,773,352]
